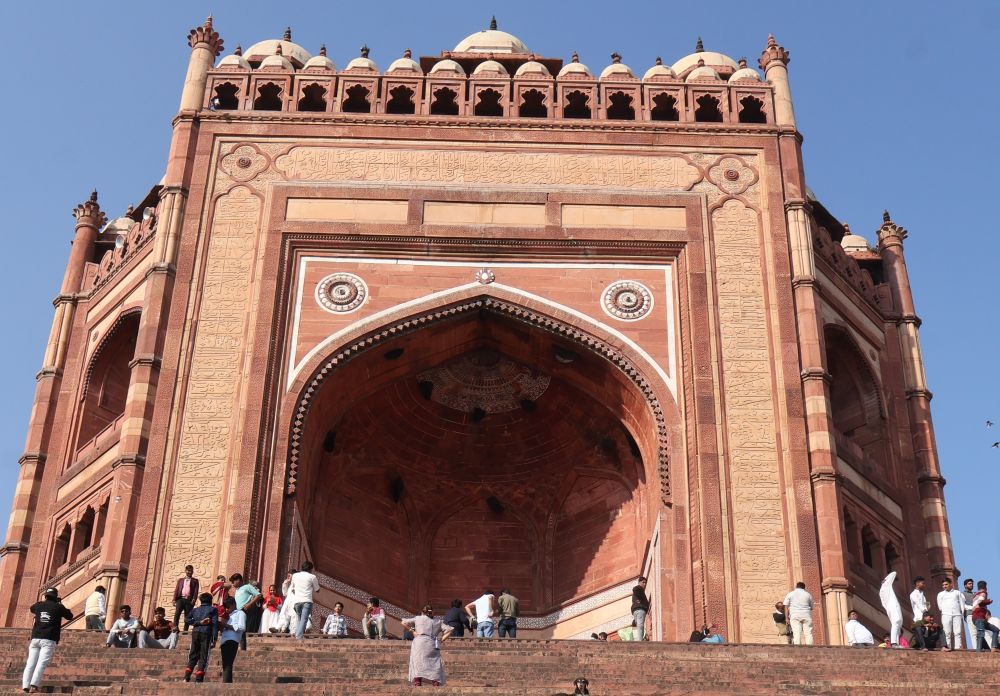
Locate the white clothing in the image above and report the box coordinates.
[966,614,979,651]
[909,588,929,619]
[323,613,348,637]
[290,571,319,604]
[84,591,106,619]
[260,607,281,634]
[275,592,311,632]
[782,588,813,617]
[937,589,965,618]
[989,616,1000,631]
[473,593,495,623]
[107,617,139,646]
[845,619,874,645]
[879,572,903,645]
[22,638,56,689]
[941,614,963,650]
[789,614,813,645]
[138,630,178,649]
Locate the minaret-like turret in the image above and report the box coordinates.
[877,212,957,583]
[179,16,224,112]
[759,35,794,127]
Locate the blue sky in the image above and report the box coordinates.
[0,1,997,594]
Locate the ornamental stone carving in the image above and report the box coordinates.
[315,273,368,314]
[707,155,757,196]
[601,281,653,321]
[219,143,270,183]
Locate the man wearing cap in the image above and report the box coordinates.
[22,588,73,693]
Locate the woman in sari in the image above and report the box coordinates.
[209,575,228,609]
[401,605,453,687]
[259,584,283,634]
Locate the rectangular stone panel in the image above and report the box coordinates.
[422,201,546,226]
[562,204,685,229]
[285,198,408,223]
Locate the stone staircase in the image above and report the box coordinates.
[0,629,997,694]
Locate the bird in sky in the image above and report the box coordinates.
[993,442,999,448]
[988,420,994,428]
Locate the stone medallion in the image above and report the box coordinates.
[315,273,368,314]
[601,280,653,321]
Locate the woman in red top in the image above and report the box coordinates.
[209,576,228,611]
[259,585,283,634]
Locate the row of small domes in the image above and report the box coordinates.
[217,27,762,84]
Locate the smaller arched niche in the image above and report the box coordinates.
[76,312,140,453]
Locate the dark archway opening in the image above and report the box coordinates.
[563,91,591,119]
[606,91,635,120]
[297,84,327,112]
[694,94,723,122]
[430,87,460,116]
[253,83,283,111]
[650,93,679,121]
[474,88,504,117]
[213,82,240,110]
[519,89,547,118]
[342,84,372,113]
[290,307,658,624]
[76,313,140,451]
[386,85,416,114]
[738,95,767,124]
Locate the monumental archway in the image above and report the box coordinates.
[277,293,682,636]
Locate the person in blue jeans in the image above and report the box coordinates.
[289,561,319,640]
[631,577,650,641]
[465,590,497,639]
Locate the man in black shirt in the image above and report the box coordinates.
[442,599,471,637]
[22,587,73,693]
[631,576,650,641]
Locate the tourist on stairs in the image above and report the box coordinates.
[879,572,904,647]
[442,599,471,637]
[936,577,965,650]
[363,597,387,639]
[21,587,73,694]
[962,578,978,650]
[909,576,929,624]
[630,577,650,641]
[844,610,875,647]
[259,584,283,634]
[782,581,814,645]
[173,565,200,633]
[971,580,1000,651]
[105,605,139,648]
[911,611,944,651]
[497,588,519,639]
[137,606,178,649]
[289,562,319,640]
[184,593,218,682]
[322,602,348,637]
[402,604,453,687]
[84,585,107,631]
[466,590,497,639]
[218,597,246,683]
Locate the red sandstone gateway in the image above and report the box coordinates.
[0,18,955,645]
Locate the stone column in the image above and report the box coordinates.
[876,213,957,582]
[762,35,849,644]
[104,18,223,615]
[0,192,104,624]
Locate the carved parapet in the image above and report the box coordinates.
[188,16,224,57]
[758,34,790,70]
[90,208,158,291]
[812,224,882,308]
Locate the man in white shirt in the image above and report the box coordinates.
[844,609,875,646]
[910,576,929,622]
[290,561,320,640]
[465,590,497,639]
[782,581,814,645]
[323,602,348,637]
[218,598,245,683]
[936,577,965,650]
[84,586,107,631]
[105,605,139,648]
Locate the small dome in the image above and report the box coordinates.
[515,61,550,77]
[686,61,720,82]
[729,67,760,82]
[642,62,676,81]
[671,44,739,77]
[345,56,378,72]
[217,49,250,70]
[304,54,336,71]
[557,53,592,78]
[103,216,134,236]
[430,59,465,76]
[599,52,633,80]
[245,32,311,69]
[473,60,508,75]
[388,50,421,74]
[840,225,870,253]
[260,53,293,70]
[454,19,528,54]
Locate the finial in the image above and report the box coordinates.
[655,56,662,66]
[882,210,891,223]
[360,44,370,58]
[275,43,283,55]
[611,52,621,64]
[767,34,776,48]
[205,16,213,30]
[571,51,579,63]
[403,48,412,59]
[319,44,327,56]
[697,58,705,67]
[843,223,851,233]
[759,34,790,69]
[284,27,292,41]
[738,57,747,68]
[125,205,134,218]
[90,190,98,203]
[490,16,497,30]
[234,44,242,56]
[695,37,704,52]
[188,16,224,56]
